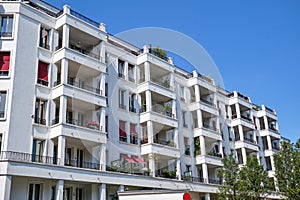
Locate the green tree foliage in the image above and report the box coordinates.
[238,155,271,200]
[274,139,300,199]
[217,154,239,200]
[152,47,167,60]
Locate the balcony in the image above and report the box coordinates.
[195,154,223,166]
[34,117,46,125]
[66,118,102,131]
[67,78,102,95]
[152,106,174,118]
[203,123,219,133]
[200,98,216,108]
[241,114,252,122]
[129,106,136,113]
[150,78,173,90]
[0,32,12,37]
[0,151,59,165]
[243,137,256,144]
[65,159,100,170]
[153,138,175,148]
[39,42,50,50]
[37,78,49,87]
[208,178,222,185]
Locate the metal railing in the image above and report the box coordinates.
[0,70,9,76]
[241,114,252,122]
[152,106,174,118]
[203,123,218,132]
[0,151,59,165]
[150,78,172,90]
[244,137,256,144]
[26,1,63,18]
[67,78,101,95]
[70,9,99,28]
[200,98,216,107]
[69,43,100,60]
[66,118,101,131]
[208,178,222,185]
[129,106,136,113]
[52,117,59,125]
[0,111,4,118]
[34,117,46,125]
[37,78,49,86]
[39,42,50,50]
[0,32,12,37]
[153,138,175,148]
[65,159,100,170]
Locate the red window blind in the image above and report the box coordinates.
[38,61,48,81]
[0,52,10,71]
[130,124,137,135]
[119,121,126,137]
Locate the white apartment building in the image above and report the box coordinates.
[0,0,283,199]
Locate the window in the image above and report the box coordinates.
[37,61,49,86]
[180,86,185,101]
[0,91,7,118]
[119,90,126,109]
[184,137,190,156]
[32,139,44,163]
[128,63,135,82]
[76,188,83,200]
[0,133,2,152]
[39,27,50,50]
[0,15,13,37]
[182,111,187,127]
[63,188,72,200]
[129,94,135,112]
[130,123,138,145]
[118,59,125,78]
[28,183,41,200]
[34,98,47,125]
[0,52,10,76]
[119,120,127,142]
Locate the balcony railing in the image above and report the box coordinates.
[0,32,12,37]
[0,151,59,165]
[272,145,280,151]
[203,123,218,132]
[269,126,279,134]
[0,111,4,118]
[207,152,222,158]
[119,104,126,110]
[130,135,138,145]
[70,9,99,28]
[208,178,222,185]
[118,73,125,79]
[149,48,168,62]
[129,106,136,113]
[26,1,63,18]
[244,137,256,144]
[69,43,100,60]
[200,98,216,107]
[66,118,101,131]
[67,78,102,95]
[241,114,252,122]
[0,70,9,76]
[152,106,174,118]
[65,159,100,170]
[34,117,46,125]
[39,42,50,50]
[128,76,135,82]
[37,78,49,86]
[265,106,276,115]
[153,138,175,148]
[119,136,127,142]
[52,117,59,125]
[150,78,172,90]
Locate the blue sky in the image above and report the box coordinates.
[45,0,300,142]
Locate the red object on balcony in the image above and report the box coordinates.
[119,121,126,137]
[183,192,191,200]
[122,154,136,163]
[38,61,48,81]
[0,52,10,71]
[130,124,137,135]
[132,156,145,163]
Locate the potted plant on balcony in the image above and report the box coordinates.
[141,137,148,145]
[86,121,100,130]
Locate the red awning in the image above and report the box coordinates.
[132,156,145,163]
[119,129,126,137]
[0,52,10,71]
[119,121,126,137]
[38,61,48,81]
[130,124,138,135]
[183,192,191,200]
[122,155,136,163]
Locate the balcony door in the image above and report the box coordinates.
[77,149,83,168]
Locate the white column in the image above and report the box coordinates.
[263,116,269,130]
[62,23,69,48]
[59,96,67,124]
[149,154,156,177]
[100,144,106,171]
[202,163,209,183]
[196,109,203,128]
[144,62,150,82]
[200,136,206,155]
[100,42,106,63]
[267,136,272,150]
[124,62,128,81]
[238,125,244,141]
[270,155,275,171]
[194,85,200,102]
[219,141,224,157]
[174,129,179,148]
[55,180,64,200]
[99,184,106,200]
[169,73,174,90]
[205,193,211,200]
[125,121,130,144]
[58,136,65,166]
[172,100,176,118]
[235,103,241,118]
[99,108,106,132]
[61,59,68,84]
[0,176,11,200]
[147,121,154,143]
[241,147,247,164]
[176,159,181,180]
[145,90,152,111]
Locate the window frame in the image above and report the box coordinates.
[0,91,7,120]
[0,15,13,38]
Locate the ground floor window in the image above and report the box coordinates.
[28,183,41,200]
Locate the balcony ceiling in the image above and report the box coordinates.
[69,26,100,47]
[68,60,101,79]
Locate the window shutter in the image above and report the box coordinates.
[38,61,48,81]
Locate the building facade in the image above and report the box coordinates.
[0,0,283,199]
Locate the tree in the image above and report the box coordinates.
[274,139,300,199]
[217,154,240,200]
[238,155,272,200]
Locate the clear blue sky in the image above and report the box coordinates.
[45,0,300,142]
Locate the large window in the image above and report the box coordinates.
[37,61,49,86]
[39,27,50,50]
[0,52,10,76]
[184,137,190,156]
[0,15,13,37]
[118,59,125,78]
[119,90,126,110]
[32,139,44,162]
[28,183,41,200]
[119,120,127,142]
[34,98,47,125]
[130,123,138,145]
[0,91,7,118]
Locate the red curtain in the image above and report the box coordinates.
[38,61,48,81]
[119,121,126,137]
[130,124,137,135]
[0,52,10,71]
